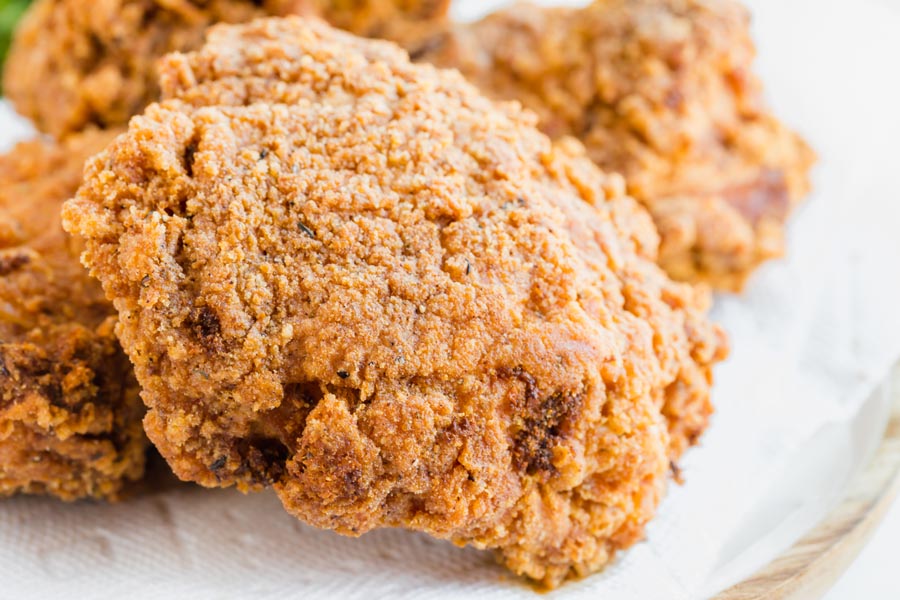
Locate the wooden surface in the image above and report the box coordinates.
[715,366,900,599]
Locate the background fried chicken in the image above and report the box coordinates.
[64,18,726,586]
[3,0,448,138]
[408,0,815,290]
[0,129,147,500]
[306,0,449,40]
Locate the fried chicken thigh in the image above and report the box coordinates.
[64,18,726,586]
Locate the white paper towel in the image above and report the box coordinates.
[1,1,899,598]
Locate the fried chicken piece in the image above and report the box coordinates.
[3,0,448,139]
[408,0,815,291]
[64,18,726,586]
[0,129,147,501]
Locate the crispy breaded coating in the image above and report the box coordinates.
[3,0,448,138]
[64,18,726,586]
[409,0,815,290]
[0,129,147,501]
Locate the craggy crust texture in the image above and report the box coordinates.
[64,18,726,586]
[0,130,147,501]
[409,0,816,290]
[3,0,448,139]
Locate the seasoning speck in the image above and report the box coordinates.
[298,222,316,238]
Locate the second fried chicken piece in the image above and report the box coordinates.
[3,0,449,138]
[65,18,726,586]
[410,0,815,290]
[0,129,147,500]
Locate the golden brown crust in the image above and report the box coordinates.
[0,129,147,501]
[64,18,726,586]
[409,0,815,290]
[3,0,449,139]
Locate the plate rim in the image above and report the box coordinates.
[713,365,900,599]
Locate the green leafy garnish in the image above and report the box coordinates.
[0,0,33,91]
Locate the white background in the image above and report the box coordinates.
[826,497,900,599]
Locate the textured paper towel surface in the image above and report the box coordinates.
[1,1,899,598]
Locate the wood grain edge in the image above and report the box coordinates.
[714,366,900,600]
